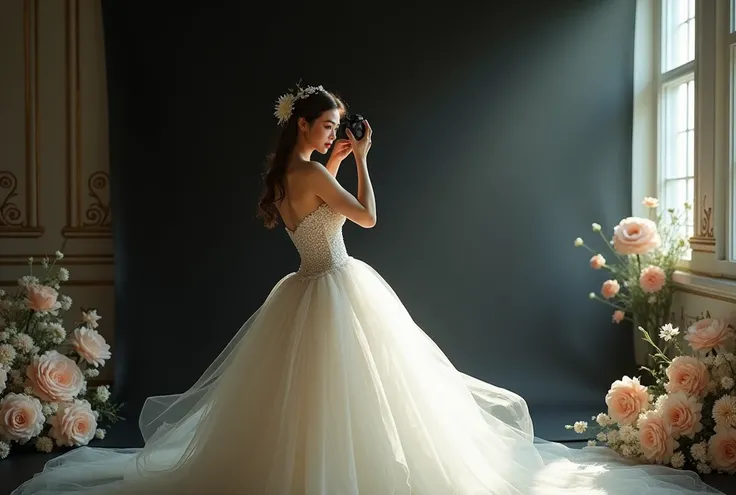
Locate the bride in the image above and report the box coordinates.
[12,84,723,494]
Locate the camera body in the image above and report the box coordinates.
[337,113,366,141]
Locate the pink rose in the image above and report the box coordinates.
[48,400,97,447]
[638,410,677,464]
[0,393,44,443]
[709,427,736,474]
[612,310,625,323]
[665,356,710,397]
[642,197,659,208]
[601,280,620,299]
[590,254,606,270]
[659,391,703,439]
[605,375,650,425]
[639,265,666,293]
[684,318,733,353]
[24,284,61,312]
[26,350,84,402]
[70,327,111,367]
[612,217,661,255]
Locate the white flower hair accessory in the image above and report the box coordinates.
[273,83,325,126]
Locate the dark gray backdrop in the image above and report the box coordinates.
[101,0,637,441]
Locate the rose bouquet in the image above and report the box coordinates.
[567,317,736,475]
[574,197,691,367]
[0,251,123,459]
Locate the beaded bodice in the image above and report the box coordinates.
[286,203,350,280]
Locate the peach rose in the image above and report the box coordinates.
[70,327,111,367]
[642,197,659,208]
[26,350,84,402]
[0,393,44,443]
[640,265,666,293]
[665,356,710,397]
[638,410,677,464]
[659,391,703,439]
[590,254,606,270]
[709,427,736,474]
[24,284,61,312]
[612,310,625,323]
[612,217,661,255]
[605,375,650,425]
[684,318,733,353]
[48,400,97,447]
[601,280,620,299]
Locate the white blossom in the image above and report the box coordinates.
[0,442,9,459]
[573,421,587,434]
[10,333,34,354]
[697,463,712,474]
[0,344,17,367]
[722,376,734,390]
[691,441,708,463]
[57,268,69,282]
[595,413,612,427]
[658,323,679,342]
[670,451,685,468]
[35,436,53,453]
[59,295,72,311]
[96,385,110,403]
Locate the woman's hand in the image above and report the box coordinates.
[329,139,353,163]
[347,119,372,161]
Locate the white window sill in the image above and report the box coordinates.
[672,270,736,302]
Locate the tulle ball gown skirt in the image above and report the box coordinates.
[12,257,722,494]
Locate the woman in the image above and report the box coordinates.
[12,84,723,494]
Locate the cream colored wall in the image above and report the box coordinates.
[673,288,736,333]
[0,0,114,382]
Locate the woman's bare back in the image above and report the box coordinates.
[275,160,325,232]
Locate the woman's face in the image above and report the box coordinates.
[301,109,340,154]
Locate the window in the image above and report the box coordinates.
[633,0,736,278]
[659,0,695,248]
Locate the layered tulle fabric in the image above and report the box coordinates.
[11,257,723,494]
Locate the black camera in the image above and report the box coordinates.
[337,113,366,141]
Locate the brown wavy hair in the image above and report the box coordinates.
[257,88,346,229]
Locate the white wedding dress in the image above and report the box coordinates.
[12,203,724,494]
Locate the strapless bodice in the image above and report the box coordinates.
[285,203,351,280]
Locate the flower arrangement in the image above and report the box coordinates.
[567,316,736,475]
[273,82,325,126]
[0,251,123,459]
[574,197,691,367]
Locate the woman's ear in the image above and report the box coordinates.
[297,117,308,133]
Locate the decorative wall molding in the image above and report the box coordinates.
[0,0,43,238]
[61,0,112,239]
[0,253,114,266]
[0,280,113,287]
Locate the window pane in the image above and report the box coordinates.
[688,19,696,67]
[665,178,688,212]
[676,81,689,132]
[676,0,689,23]
[688,79,695,129]
[670,131,688,178]
[663,0,696,71]
[687,129,694,176]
